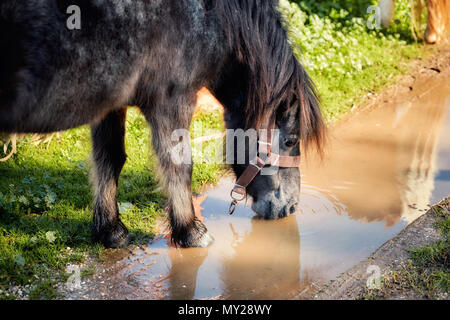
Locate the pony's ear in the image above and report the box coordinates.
[297,72,326,156]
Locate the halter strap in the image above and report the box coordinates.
[229,116,301,214]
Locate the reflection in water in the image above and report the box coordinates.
[301,79,450,227]
[220,215,301,299]
[167,247,209,299]
[97,78,450,300]
[299,185,347,217]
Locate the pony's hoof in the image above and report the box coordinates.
[93,221,129,248]
[191,231,214,248]
[107,233,130,249]
[425,29,438,44]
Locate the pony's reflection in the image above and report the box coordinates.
[165,214,301,299]
[165,209,302,300]
[166,246,209,300]
[220,214,301,299]
[301,87,449,227]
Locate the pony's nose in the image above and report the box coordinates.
[251,195,298,220]
[278,202,297,218]
[281,202,297,217]
[288,202,298,215]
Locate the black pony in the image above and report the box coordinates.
[0,0,324,248]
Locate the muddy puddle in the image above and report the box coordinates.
[76,76,450,300]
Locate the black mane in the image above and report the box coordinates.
[215,0,325,150]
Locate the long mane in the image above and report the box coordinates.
[215,0,325,151]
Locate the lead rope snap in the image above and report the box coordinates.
[229,188,246,215]
[229,199,238,215]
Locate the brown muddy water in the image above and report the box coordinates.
[86,76,450,300]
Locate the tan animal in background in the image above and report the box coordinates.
[379,0,450,44]
[425,0,450,43]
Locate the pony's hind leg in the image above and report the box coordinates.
[91,108,129,248]
[143,97,214,248]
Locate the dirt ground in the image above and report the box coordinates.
[333,44,450,128]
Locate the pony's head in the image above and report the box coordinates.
[210,0,325,219]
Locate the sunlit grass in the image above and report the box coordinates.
[280,0,428,122]
[361,208,449,299]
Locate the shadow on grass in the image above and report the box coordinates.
[0,163,163,286]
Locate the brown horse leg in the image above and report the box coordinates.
[91,108,129,248]
[425,0,449,43]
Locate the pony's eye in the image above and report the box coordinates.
[284,137,298,148]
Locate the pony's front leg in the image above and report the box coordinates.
[144,103,214,248]
[91,108,129,248]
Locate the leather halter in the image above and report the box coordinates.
[229,116,301,214]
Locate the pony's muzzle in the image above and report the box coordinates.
[252,195,298,220]
[286,201,298,215]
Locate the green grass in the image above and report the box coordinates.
[191,112,227,191]
[0,0,435,299]
[28,280,58,300]
[361,207,450,299]
[406,209,450,294]
[280,0,428,122]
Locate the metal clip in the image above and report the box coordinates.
[229,199,238,215]
[230,188,246,202]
